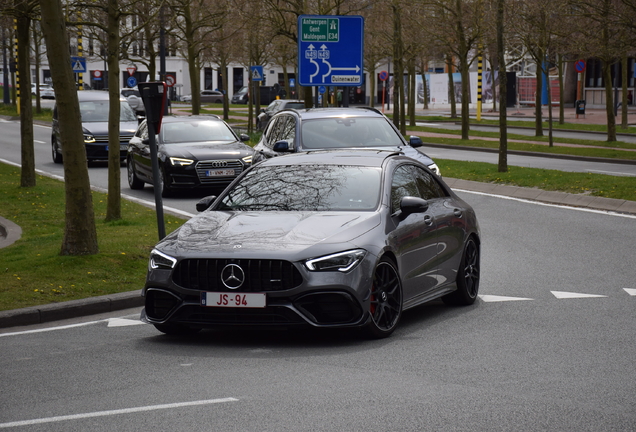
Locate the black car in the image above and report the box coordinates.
[256,99,305,131]
[127,115,254,197]
[252,107,441,176]
[141,149,480,338]
[51,90,138,164]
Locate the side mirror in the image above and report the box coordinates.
[273,140,293,153]
[400,196,429,216]
[239,133,250,142]
[409,136,423,148]
[196,195,217,212]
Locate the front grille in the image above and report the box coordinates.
[173,259,303,292]
[195,160,244,185]
[93,133,134,143]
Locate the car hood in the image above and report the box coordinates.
[83,121,139,136]
[160,141,254,159]
[157,211,381,258]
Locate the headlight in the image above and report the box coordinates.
[428,163,441,176]
[83,133,95,143]
[169,157,194,166]
[305,249,366,272]
[149,249,177,269]
[242,155,253,165]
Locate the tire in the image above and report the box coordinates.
[154,323,201,335]
[442,237,480,306]
[365,257,403,339]
[127,157,144,189]
[158,168,172,198]
[51,137,63,164]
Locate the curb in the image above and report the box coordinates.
[0,290,144,329]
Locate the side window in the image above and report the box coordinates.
[264,117,283,149]
[413,166,447,200]
[391,165,420,213]
[279,115,296,143]
[136,121,148,140]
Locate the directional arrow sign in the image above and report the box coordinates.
[298,15,364,86]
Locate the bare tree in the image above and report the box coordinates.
[39,0,99,255]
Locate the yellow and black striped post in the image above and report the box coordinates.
[77,25,83,90]
[13,19,19,114]
[477,45,482,121]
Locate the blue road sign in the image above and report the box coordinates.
[127,76,138,88]
[298,15,364,87]
[71,56,87,73]
[250,66,264,82]
[318,85,326,94]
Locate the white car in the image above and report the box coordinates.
[121,87,144,115]
[32,83,55,99]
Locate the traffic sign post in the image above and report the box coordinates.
[575,59,586,118]
[298,15,364,87]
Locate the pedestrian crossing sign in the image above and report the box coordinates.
[71,56,87,73]
[250,66,263,82]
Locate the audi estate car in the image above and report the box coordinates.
[52,90,138,164]
[141,149,480,338]
[252,107,441,176]
[127,115,254,196]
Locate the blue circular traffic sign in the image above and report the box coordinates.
[127,76,138,87]
[318,85,326,94]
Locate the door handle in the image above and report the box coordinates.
[454,209,463,217]
[424,215,433,226]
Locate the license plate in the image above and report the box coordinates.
[201,292,266,308]
[206,169,235,177]
[104,144,128,151]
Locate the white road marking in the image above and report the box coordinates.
[624,288,636,296]
[551,291,608,299]
[0,398,239,429]
[107,318,146,327]
[0,319,107,337]
[586,169,636,177]
[457,189,636,220]
[479,295,533,302]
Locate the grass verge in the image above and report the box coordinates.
[0,163,186,312]
[438,159,636,201]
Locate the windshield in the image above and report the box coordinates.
[219,164,381,211]
[301,117,404,149]
[160,120,238,144]
[80,100,137,122]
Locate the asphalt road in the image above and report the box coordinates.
[1,190,635,431]
[1,117,636,430]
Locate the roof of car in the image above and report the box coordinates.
[159,115,223,123]
[277,106,385,120]
[256,149,406,168]
[77,90,126,102]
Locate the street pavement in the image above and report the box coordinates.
[1,104,635,329]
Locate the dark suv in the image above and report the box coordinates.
[51,90,138,164]
[252,107,440,175]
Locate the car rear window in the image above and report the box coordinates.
[301,117,403,149]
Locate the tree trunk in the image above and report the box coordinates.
[558,55,564,124]
[39,0,98,255]
[496,0,508,173]
[420,59,429,110]
[447,55,457,118]
[106,0,122,222]
[534,58,543,137]
[408,59,415,127]
[17,9,35,188]
[621,54,628,129]
[32,22,42,115]
[603,60,617,142]
[460,55,470,140]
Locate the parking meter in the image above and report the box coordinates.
[139,82,168,239]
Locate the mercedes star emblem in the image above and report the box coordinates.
[221,263,245,289]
